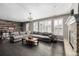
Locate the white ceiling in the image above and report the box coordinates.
[0,3,75,22]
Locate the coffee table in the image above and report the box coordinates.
[22,37,39,46]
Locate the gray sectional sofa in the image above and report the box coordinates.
[9,31,62,43]
[31,32,56,43]
[31,32,63,43]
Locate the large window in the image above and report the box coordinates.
[54,18,63,35]
[26,23,29,31]
[39,20,52,33]
[33,22,38,32]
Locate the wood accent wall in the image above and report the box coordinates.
[0,20,22,32]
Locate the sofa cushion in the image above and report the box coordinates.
[11,32,19,36]
[32,34,49,39]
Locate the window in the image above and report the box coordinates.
[54,18,63,35]
[26,23,29,31]
[39,21,44,32]
[33,22,38,32]
[39,20,52,33]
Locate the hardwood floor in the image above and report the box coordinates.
[0,39,64,56]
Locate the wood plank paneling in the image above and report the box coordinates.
[0,20,22,32]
